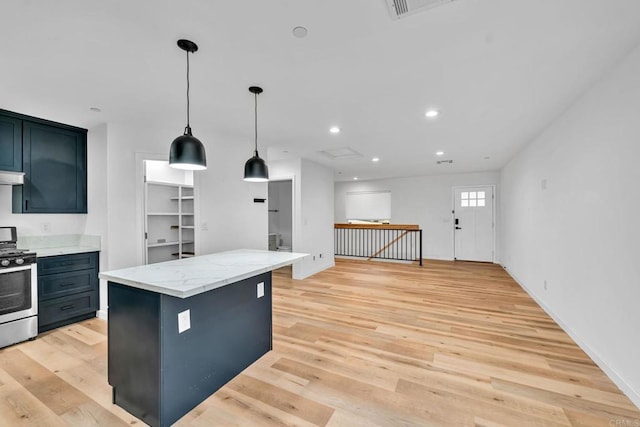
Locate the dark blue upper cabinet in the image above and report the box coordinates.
[0,115,22,172]
[3,109,88,214]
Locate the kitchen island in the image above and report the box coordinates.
[99,249,307,427]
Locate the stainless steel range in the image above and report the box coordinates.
[0,226,37,348]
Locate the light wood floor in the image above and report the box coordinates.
[1,259,638,426]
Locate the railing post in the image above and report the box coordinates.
[419,229,423,266]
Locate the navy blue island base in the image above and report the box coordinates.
[107,271,272,427]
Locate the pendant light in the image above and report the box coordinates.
[169,39,207,170]
[244,86,269,182]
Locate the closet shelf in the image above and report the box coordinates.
[147,241,180,248]
[145,177,196,264]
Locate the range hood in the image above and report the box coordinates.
[0,171,25,185]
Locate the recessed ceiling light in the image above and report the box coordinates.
[425,109,439,118]
[292,26,308,38]
[436,151,445,156]
[353,177,358,180]
[372,157,380,162]
[329,126,341,134]
[89,107,102,113]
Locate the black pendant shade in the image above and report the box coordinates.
[244,86,269,182]
[244,153,269,182]
[169,39,207,171]
[170,126,207,170]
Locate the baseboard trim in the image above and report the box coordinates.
[96,309,108,321]
[501,264,640,409]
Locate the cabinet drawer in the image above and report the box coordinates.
[39,269,97,301]
[37,252,98,275]
[39,291,97,328]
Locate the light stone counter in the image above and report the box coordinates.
[99,249,307,298]
[18,234,101,257]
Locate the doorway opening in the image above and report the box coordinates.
[142,160,195,264]
[452,185,495,262]
[268,179,293,276]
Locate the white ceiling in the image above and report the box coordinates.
[2,0,640,181]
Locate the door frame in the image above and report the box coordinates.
[451,184,496,263]
[134,152,200,266]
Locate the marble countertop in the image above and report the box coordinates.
[18,234,101,257]
[99,249,308,298]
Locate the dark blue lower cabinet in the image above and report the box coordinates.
[38,252,99,333]
[107,272,273,427]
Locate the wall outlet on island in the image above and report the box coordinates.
[257,282,264,298]
[178,309,191,334]
[41,222,51,233]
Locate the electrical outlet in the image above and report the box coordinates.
[201,222,208,231]
[178,309,191,333]
[257,282,264,298]
[41,222,51,233]
[544,280,548,290]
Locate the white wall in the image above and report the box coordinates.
[299,159,335,276]
[270,158,335,279]
[105,121,268,274]
[335,171,500,260]
[85,124,109,315]
[500,43,640,407]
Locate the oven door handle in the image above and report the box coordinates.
[0,264,34,274]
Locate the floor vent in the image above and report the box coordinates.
[386,0,455,20]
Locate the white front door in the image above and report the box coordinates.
[453,186,494,262]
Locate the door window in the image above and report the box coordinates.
[460,191,486,208]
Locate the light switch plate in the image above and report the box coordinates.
[257,282,264,298]
[178,309,191,333]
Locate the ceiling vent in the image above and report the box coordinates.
[385,0,454,20]
[319,147,363,160]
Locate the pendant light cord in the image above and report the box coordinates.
[186,49,190,128]
[254,92,258,154]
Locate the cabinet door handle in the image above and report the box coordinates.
[60,304,75,311]
[59,283,75,287]
[25,200,29,211]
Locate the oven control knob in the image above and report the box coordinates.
[15,258,25,265]
[0,259,9,267]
